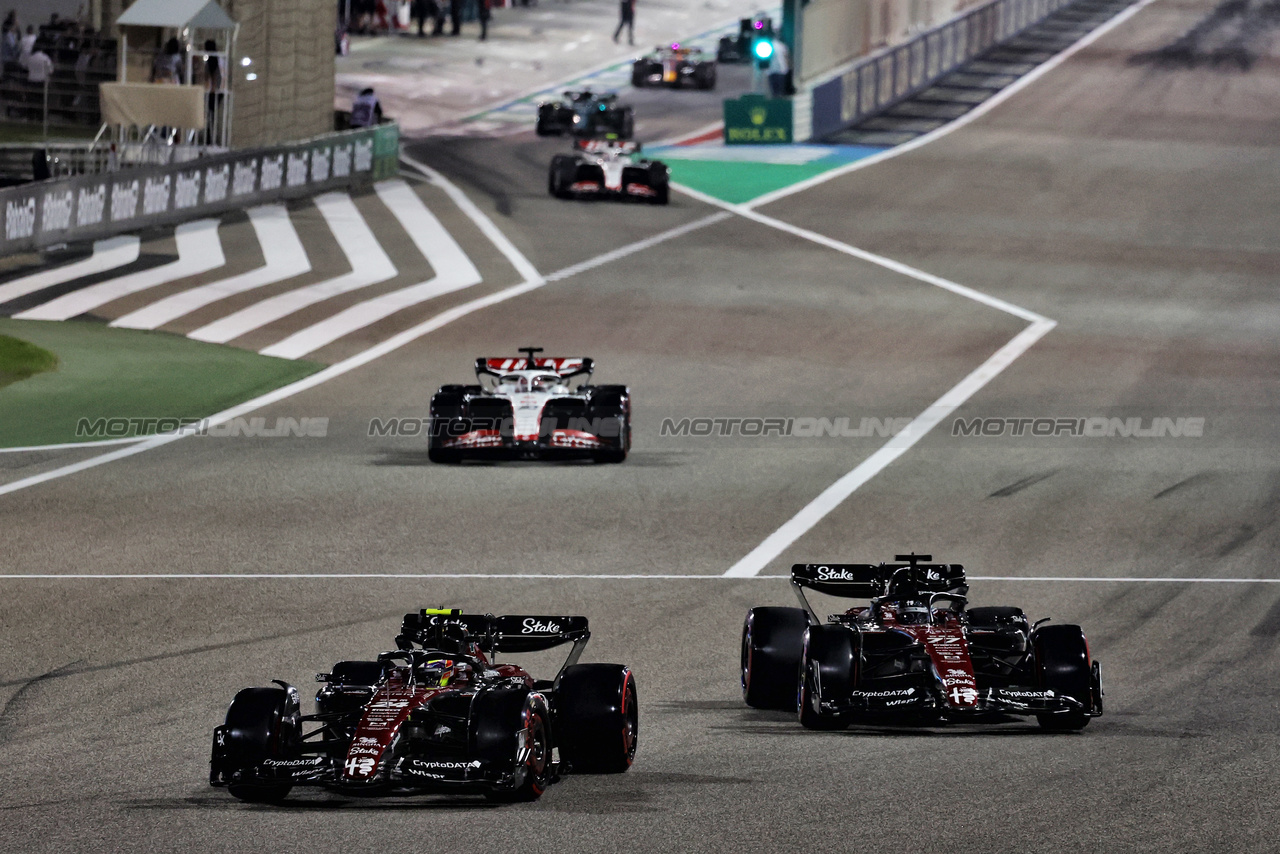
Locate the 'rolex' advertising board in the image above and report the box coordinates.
[722,94,793,145]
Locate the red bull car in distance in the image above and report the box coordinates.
[428,347,631,463]
[742,554,1104,731]
[210,609,638,803]
[548,138,669,204]
[632,44,717,89]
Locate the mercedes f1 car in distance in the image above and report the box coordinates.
[548,138,669,204]
[742,554,1104,731]
[211,609,638,803]
[631,44,717,89]
[536,89,635,138]
[428,347,631,462]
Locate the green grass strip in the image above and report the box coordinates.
[0,333,59,389]
[0,318,324,448]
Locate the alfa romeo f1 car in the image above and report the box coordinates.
[741,554,1104,731]
[428,347,631,462]
[536,89,635,138]
[548,138,669,204]
[632,44,717,89]
[210,608,638,803]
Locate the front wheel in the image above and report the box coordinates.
[1034,624,1094,731]
[486,696,552,802]
[221,687,298,803]
[741,607,807,710]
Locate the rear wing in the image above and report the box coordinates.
[790,556,967,623]
[474,356,594,378]
[396,609,591,677]
[574,138,640,155]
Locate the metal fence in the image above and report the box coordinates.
[807,0,1074,139]
[0,122,400,256]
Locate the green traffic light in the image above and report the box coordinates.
[753,38,774,61]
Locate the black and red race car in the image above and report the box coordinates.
[210,608,638,803]
[741,554,1103,731]
[428,347,631,463]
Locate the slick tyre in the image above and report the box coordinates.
[549,155,575,199]
[223,687,298,803]
[428,447,461,463]
[475,689,553,802]
[1033,624,1093,731]
[798,625,855,730]
[557,664,638,773]
[741,607,808,710]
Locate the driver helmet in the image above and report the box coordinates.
[898,602,932,625]
[417,658,456,688]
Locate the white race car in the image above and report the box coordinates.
[428,347,631,463]
[548,138,669,204]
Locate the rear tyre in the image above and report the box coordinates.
[557,664,638,773]
[223,687,298,803]
[535,104,557,136]
[630,62,647,87]
[741,607,808,710]
[1034,624,1093,731]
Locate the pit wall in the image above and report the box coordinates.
[793,0,1074,141]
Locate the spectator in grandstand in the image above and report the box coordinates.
[1,17,19,70]
[26,43,51,84]
[19,24,35,67]
[151,37,183,83]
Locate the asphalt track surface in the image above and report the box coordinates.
[3,0,1280,851]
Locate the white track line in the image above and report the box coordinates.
[14,221,224,321]
[745,0,1160,210]
[259,180,482,359]
[110,206,310,331]
[725,319,1055,576]
[664,192,1057,578]
[0,236,140,306]
[0,176,726,495]
[187,193,395,345]
[0,437,146,453]
[400,154,543,283]
[2,573,1277,583]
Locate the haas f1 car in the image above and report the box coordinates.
[742,554,1104,731]
[428,347,631,463]
[549,138,669,204]
[210,609,638,803]
[632,44,717,89]
[536,89,635,138]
